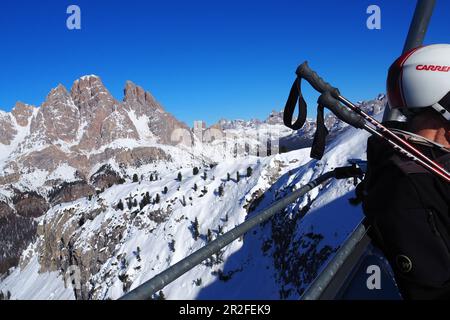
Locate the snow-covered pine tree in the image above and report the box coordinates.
[135,247,141,262]
[117,199,124,211]
[169,239,176,252]
[192,217,200,241]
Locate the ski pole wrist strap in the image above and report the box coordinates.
[283,76,330,160]
[283,78,307,131]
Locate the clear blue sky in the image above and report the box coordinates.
[0,0,449,126]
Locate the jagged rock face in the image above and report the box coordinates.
[49,181,96,205]
[70,76,142,150]
[71,76,122,150]
[0,112,17,145]
[98,109,139,146]
[123,81,163,115]
[19,145,70,173]
[124,81,189,145]
[30,85,80,143]
[12,191,49,218]
[113,147,171,167]
[0,75,187,188]
[90,165,124,190]
[0,170,20,186]
[12,102,35,127]
[71,76,117,119]
[36,205,125,300]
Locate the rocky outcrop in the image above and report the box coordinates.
[71,76,125,150]
[98,109,139,146]
[19,145,71,173]
[36,205,125,300]
[113,147,171,167]
[49,181,96,205]
[123,81,163,114]
[71,76,117,117]
[0,112,17,145]
[123,81,190,145]
[11,102,35,127]
[30,85,80,143]
[12,191,49,218]
[90,165,124,190]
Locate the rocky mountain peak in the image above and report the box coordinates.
[122,80,188,145]
[124,81,163,114]
[70,75,117,115]
[44,84,72,106]
[71,75,104,93]
[29,83,80,144]
[0,112,16,145]
[11,102,35,127]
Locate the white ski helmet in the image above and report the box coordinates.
[387,44,450,121]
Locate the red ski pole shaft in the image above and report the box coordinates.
[337,95,450,182]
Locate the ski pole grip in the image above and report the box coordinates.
[296,62,340,97]
[318,92,366,129]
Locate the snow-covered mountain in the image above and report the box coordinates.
[0,76,385,300]
[0,76,194,279]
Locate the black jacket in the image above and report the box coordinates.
[361,136,450,300]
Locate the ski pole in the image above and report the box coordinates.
[319,92,450,183]
[295,62,450,183]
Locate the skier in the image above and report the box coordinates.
[360,44,450,299]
